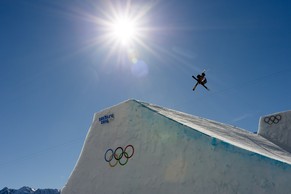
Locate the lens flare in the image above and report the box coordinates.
[128,48,148,77]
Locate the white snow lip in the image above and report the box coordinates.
[137,100,291,165]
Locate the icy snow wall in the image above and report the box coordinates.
[61,100,291,194]
[259,110,291,153]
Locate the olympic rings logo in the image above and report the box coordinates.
[264,114,282,125]
[104,145,134,167]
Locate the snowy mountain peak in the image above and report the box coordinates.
[0,187,60,194]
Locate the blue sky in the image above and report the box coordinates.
[1,0,290,189]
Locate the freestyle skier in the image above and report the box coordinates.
[192,70,209,91]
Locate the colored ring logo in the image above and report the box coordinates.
[104,145,134,167]
[264,114,281,125]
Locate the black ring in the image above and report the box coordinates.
[114,147,124,160]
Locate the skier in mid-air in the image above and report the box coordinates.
[192,71,209,91]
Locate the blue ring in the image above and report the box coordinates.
[104,148,114,162]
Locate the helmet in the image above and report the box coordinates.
[202,72,205,76]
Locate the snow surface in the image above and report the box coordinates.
[143,101,291,165]
[61,99,291,194]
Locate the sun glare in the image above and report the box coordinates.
[91,0,156,51]
[91,0,157,69]
[111,18,137,45]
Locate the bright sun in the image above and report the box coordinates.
[109,17,138,46]
[94,1,153,56]
[111,17,137,45]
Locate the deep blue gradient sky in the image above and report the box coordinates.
[1,0,290,189]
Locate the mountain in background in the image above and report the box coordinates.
[0,187,60,194]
